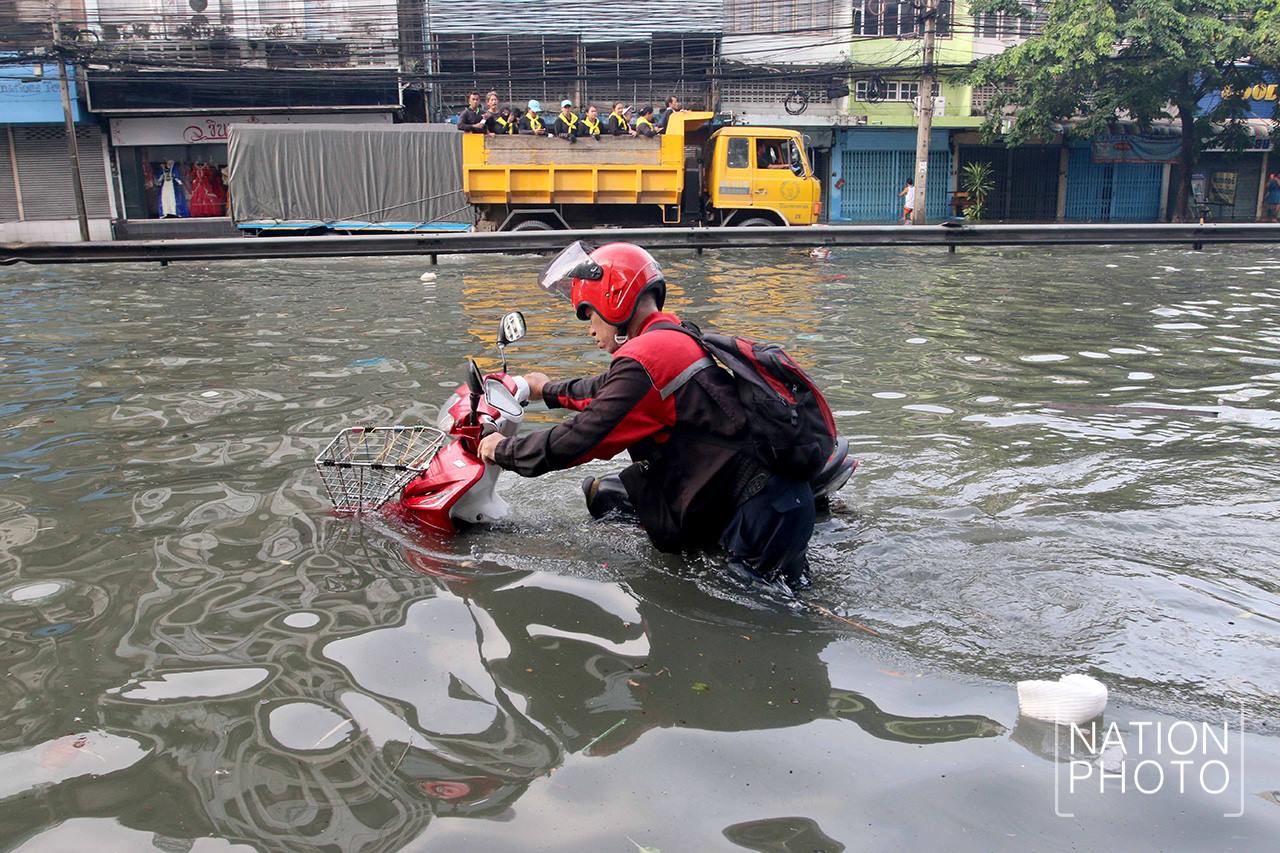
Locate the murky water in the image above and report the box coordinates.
[1,245,1278,851]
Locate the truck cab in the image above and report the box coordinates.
[706,127,822,226]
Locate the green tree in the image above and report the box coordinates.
[970,0,1279,222]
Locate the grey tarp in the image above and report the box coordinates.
[227,123,469,225]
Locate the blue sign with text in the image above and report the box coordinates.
[1196,70,1278,120]
[0,63,84,123]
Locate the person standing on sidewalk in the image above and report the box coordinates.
[899,178,915,225]
[1264,173,1280,222]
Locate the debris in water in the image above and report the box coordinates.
[807,602,880,636]
[390,740,413,774]
[420,272,438,283]
[691,682,710,693]
[810,247,832,259]
[310,718,352,749]
[583,719,627,754]
[1017,674,1107,724]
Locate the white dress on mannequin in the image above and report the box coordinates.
[159,163,180,217]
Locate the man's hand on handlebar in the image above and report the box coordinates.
[478,433,503,464]
[521,372,551,401]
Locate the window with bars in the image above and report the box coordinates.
[970,84,1002,113]
[720,80,833,105]
[726,0,837,34]
[854,79,939,102]
[976,0,1045,39]
[852,0,952,38]
[432,33,713,116]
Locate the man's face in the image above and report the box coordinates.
[587,310,621,354]
[468,94,480,109]
[672,98,682,110]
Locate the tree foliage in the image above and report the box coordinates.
[969,0,1279,221]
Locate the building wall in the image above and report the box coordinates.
[0,123,115,241]
[846,0,981,130]
[84,0,401,68]
[719,2,851,125]
[830,127,952,221]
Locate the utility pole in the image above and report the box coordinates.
[52,7,90,241]
[911,0,938,226]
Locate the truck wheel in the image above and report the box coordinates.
[738,217,777,227]
[509,219,556,232]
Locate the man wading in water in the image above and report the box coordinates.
[478,242,820,590]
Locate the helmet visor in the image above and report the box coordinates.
[539,241,600,303]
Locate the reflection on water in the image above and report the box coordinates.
[1,246,1279,849]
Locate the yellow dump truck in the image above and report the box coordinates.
[462,112,822,231]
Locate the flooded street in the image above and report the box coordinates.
[1,244,1278,851]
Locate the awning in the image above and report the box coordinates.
[1204,118,1275,152]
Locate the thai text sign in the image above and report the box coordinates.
[1090,135,1181,164]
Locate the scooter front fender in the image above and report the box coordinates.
[400,441,486,532]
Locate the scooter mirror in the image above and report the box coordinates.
[497,311,527,347]
[466,359,484,396]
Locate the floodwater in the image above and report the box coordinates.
[1,244,1278,851]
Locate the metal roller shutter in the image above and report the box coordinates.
[1065,147,1162,223]
[957,145,1059,221]
[838,147,951,222]
[11,125,112,220]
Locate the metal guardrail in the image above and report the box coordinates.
[4,223,1280,265]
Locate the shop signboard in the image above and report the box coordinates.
[109,113,391,147]
[1208,171,1237,206]
[0,63,84,123]
[1090,134,1182,164]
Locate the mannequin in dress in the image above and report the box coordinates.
[157,160,188,218]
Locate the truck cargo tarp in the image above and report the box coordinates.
[228,124,469,226]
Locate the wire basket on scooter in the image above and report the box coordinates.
[314,426,447,513]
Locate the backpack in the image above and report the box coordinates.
[654,321,837,481]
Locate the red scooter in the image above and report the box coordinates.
[314,312,530,532]
[400,311,531,532]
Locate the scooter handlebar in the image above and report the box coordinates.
[510,374,531,405]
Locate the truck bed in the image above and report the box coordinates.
[463,132,683,207]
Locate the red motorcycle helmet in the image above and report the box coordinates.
[540,241,666,328]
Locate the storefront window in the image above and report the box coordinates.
[117,143,228,219]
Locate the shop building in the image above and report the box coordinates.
[84,69,401,238]
[1173,73,1277,222]
[1,61,116,241]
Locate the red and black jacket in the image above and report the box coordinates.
[494,312,757,551]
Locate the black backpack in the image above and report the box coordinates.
[654,322,837,481]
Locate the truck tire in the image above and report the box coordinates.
[738,216,777,228]
[509,219,556,232]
